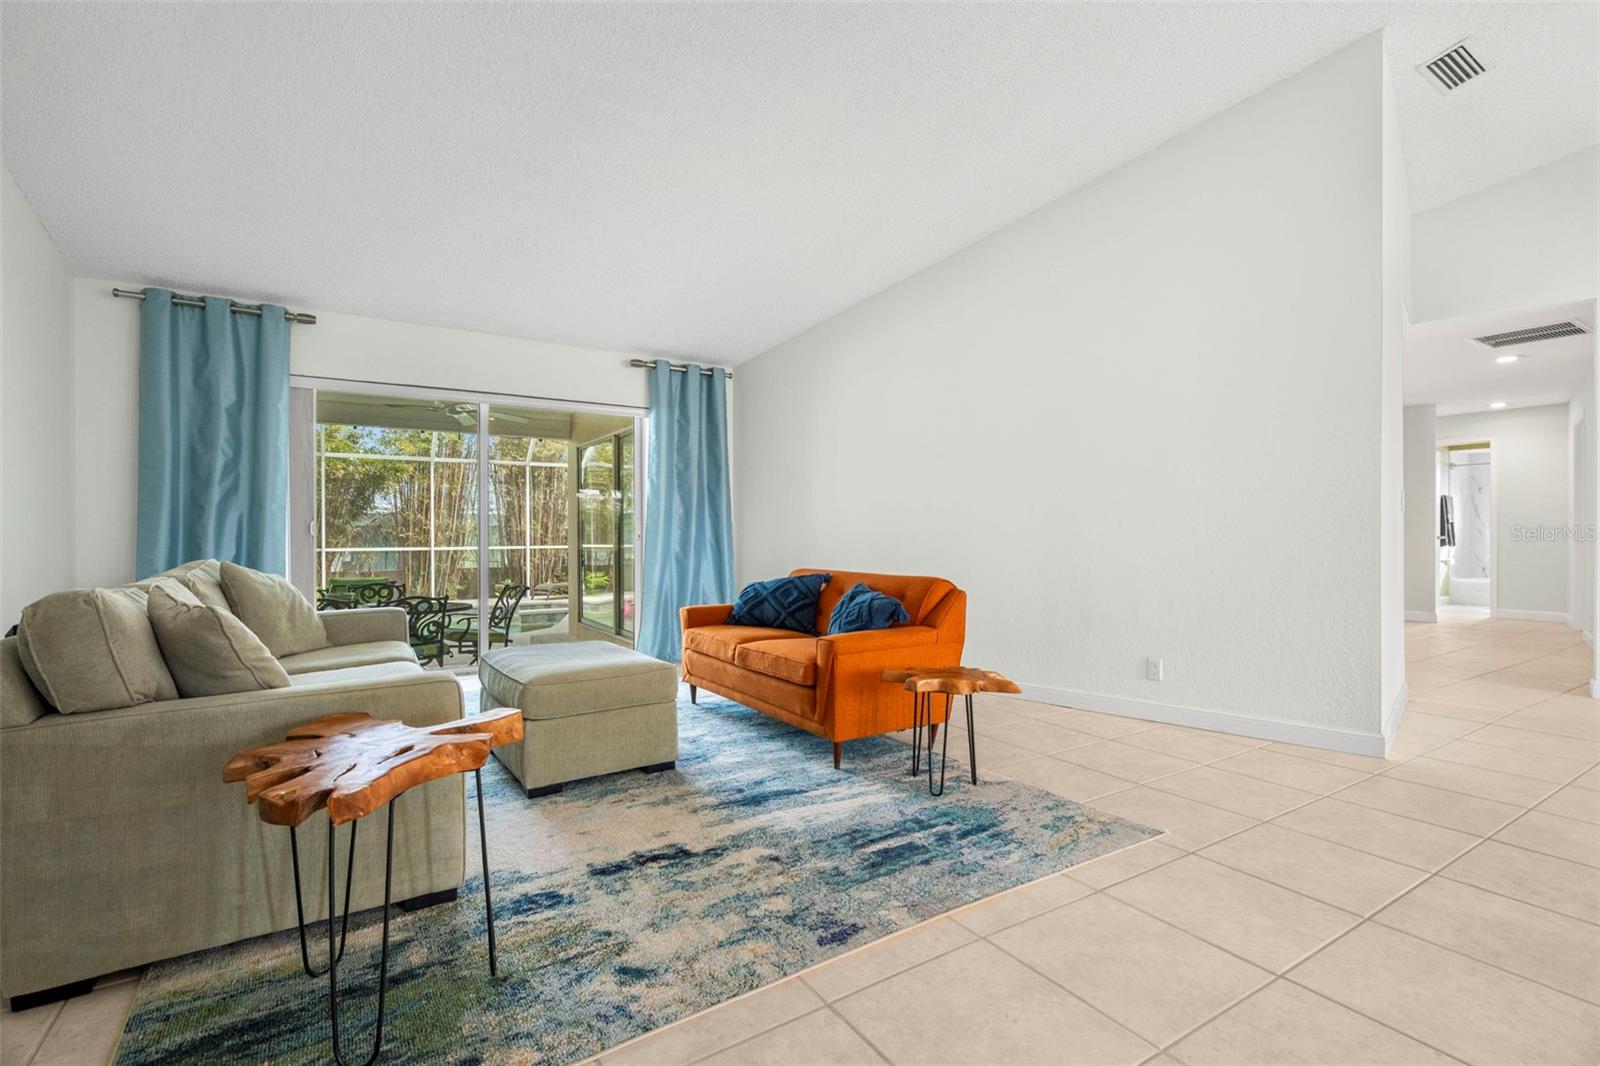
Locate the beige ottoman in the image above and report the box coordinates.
[479,641,679,797]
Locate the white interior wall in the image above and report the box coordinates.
[1,166,76,624]
[71,279,648,589]
[1379,55,1409,737]
[1569,370,1595,639]
[1403,404,1438,620]
[1411,147,1597,325]
[1437,403,1574,621]
[734,34,1398,753]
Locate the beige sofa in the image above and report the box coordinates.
[0,581,467,1008]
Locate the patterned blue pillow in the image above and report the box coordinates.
[827,583,910,635]
[728,573,831,634]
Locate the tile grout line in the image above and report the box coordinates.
[20,1001,65,1066]
[820,1003,896,1066]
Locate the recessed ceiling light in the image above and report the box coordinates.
[1489,401,1507,409]
[1495,354,1520,364]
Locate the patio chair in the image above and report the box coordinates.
[446,583,529,665]
[350,579,405,607]
[395,595,449,668]
[315,587,357,610]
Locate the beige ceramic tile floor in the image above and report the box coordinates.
[4,614,1598,1065]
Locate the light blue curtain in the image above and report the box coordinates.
[637,361,735,661]
[136,288,291,577]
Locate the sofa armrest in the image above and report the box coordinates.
[681,603,734,630]
[320,607,408,646]
[814,626,961,739]
[0,668,465,998]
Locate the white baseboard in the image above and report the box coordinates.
[1493,608,1570,623]
[1382,682,1408,749]
[1011,683,1388,757]
[1404,611,1437,623]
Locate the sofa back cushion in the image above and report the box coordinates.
[220,562,328,658]
[148,584,291,697]
[16,587,180,713]
[792,569,955,632]
[177,559,232,614]
[2,637,48,727]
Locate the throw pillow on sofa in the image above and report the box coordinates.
[219,562,328,658]
[148,584,290,697]
[16,587,180,712]
[728,573,831,634]
[827,583,910,634]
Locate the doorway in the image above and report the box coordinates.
[1438,441,1492,614]
[289,381,643,671]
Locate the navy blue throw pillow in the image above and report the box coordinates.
[728,573,831,633]
[827,583,910,635]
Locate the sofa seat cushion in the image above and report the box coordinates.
[278,640,418,676]
[682,650,817,722]
[480,641,678,721]
[683,625,797,664]
[289,661,426,688]
[734,638,819,686]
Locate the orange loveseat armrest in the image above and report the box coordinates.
[816,626,963,740]
[681,603,735,631]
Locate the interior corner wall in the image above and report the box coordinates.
[71,278,649,590]
[1569,359,1595,640]
[1411,146,1598,324]
[734,34,1392,749]
[1379,51,1409,733]
[1403,405,1438,618]
[2,166,76,624]
[1438,403,1573,619]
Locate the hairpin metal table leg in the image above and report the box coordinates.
[927,694,955,797]
[326,798,396,1066]
[909,691,924,777]
[964,694,978,784]
[289,820,357,978]
[474,768,498,976]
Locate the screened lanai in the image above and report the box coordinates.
[309,390,637,670]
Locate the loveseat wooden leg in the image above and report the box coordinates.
[689,684,698,704]
[833,742,842,769]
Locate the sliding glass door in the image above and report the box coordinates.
[309,388,637,669]
[578,429,635,638]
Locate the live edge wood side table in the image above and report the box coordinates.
[224,708,522,1066]
[881,668,1021,796]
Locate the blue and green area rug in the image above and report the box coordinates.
[115,691,1158,1065]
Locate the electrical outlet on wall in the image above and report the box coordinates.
[1146,658,1164,681]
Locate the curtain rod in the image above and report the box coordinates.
[629,358,733,379]
[111,287,317,325]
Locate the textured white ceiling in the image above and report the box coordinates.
[3,2,1595,362]
[1406,299,1596,416]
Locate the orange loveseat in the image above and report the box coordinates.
[680,569,966,767]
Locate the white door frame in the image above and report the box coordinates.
[290,375,649,663]
[1437,436,1497,615]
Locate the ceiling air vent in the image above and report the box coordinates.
[1420,42,1488,93]
[1472,321,1591,349]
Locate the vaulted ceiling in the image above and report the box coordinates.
[3,2,1595,362]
